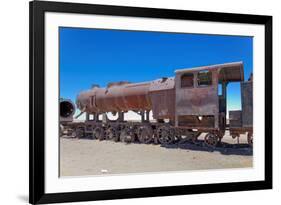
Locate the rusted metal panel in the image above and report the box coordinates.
[229,127,253,133]
[176,85,219,115]
[229,110,242,128]
[241,81,253,127]
[149,77,174,91]
[175,70,219,128]
[178,115,214,127]
[149,89,175,119]
[149,77,175,119]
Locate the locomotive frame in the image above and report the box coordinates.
[30,1,272,204]
[61,62,252,148]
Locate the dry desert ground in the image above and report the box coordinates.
[59,131,253,176]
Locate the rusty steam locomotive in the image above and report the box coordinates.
[60,62,253,147]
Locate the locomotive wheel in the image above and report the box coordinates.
[86,125,94,139]
[72,127,84,138]
[157,126,174,145]
[120,127,135,143]
[105,127,119,142]
[93,126,105,140]
[247,132,253,147]
[137,125,153,144]
[204,133,218,148]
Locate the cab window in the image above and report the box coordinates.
[181,73,194,88]
[197,70,212,87]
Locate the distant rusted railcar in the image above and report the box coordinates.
[60,62,253,147]
[229,74,253,146]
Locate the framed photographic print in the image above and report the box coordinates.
[29,0,272,204]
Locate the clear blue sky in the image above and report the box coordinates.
[59,27,253,112]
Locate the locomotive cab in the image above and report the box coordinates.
[174,62,244,133]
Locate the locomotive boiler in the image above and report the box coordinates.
[60,61,253,147]
[76,77,175,120]
[76,81,153,115]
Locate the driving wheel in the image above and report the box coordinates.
[157,126,174,145]
[93,126,105,140]
[105,127,119,142]
[204,133,218,148]
[137,125,153,144]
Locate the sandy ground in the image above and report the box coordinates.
[60,132,252,176]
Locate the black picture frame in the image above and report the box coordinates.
[29,0,272,204]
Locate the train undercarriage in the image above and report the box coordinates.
[60,119,252,148]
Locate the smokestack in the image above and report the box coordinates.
[60,99,75,121]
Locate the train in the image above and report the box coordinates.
[60,61,253,147]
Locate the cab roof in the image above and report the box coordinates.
[175,61,244,83]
